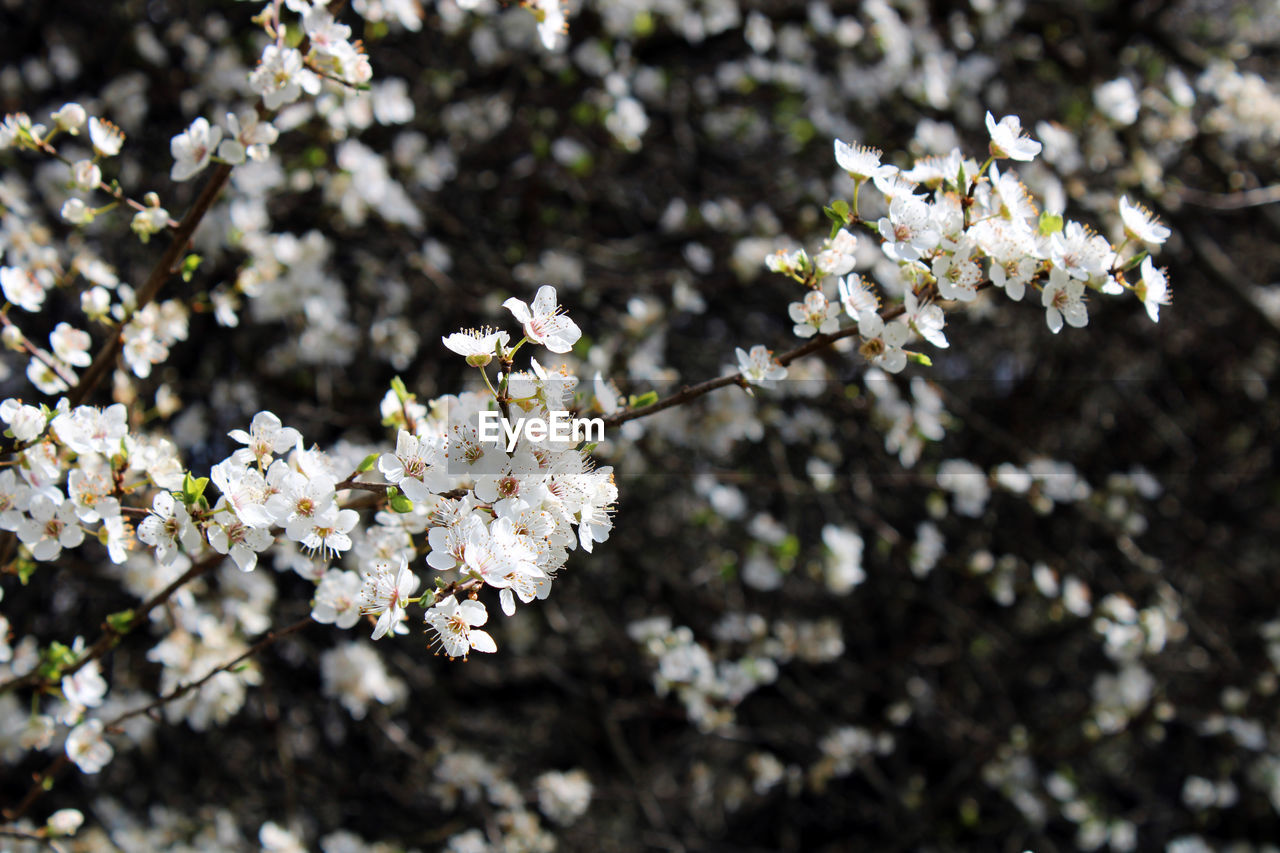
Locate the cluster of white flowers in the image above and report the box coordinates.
[751,111,1172,392]
[627,616,780,732]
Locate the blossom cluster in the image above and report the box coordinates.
[743,112,1172,388]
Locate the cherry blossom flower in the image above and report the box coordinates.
[217,111,278,164]
[170,117,221,182]
[207,513,274,572]
[903,290,948,349]
[503,285,582,353]
[765,247,808,276]
[1042,268,1089,333]
[52,103,86,133]
[788,290,840,338]
[932,244,983,302]
[1049,221,1114,282]
[877,197,940,262]
[736,345,787,387]
[814,229,858,276]
[856,311,909,374]
[229,411,302,468]
[312,569,363,629]
[426,596,497,658]
[294,504,358,561]
[18,491,85,561]
[50,323,92,367]
[985,111,1042,161]
[1119,196,1170,245]
[1,399,45,443]
[360,556,419,640]
[838,274,879,319]
[834,140,893,182]
[65,718,113,774]
[1137,257,1172,323]
[2,265,46,312]
[526,0,569,50]
[442,326,510,367]
[87,117,124,157]
[249,45,321,110]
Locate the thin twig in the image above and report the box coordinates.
[104,616,314,732]
[1176,183,1280,210]
[68,163,235,407]
[600,297,915,428]
[0,554,221,696]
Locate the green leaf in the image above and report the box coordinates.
[357,453,379,473]
[830,199,849,219]
[1121,250,1149,272]
[180,253,202,282]
[578,442,598,455]
[1037,212,1064,236]
[106,609,135,634]
[181,473,209,505]
[390,494,415,513]
[907,351,934,367]
[16,556,37,585]
[390,376,409,402]
[628,390,659,409]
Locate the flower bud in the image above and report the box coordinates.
[46,808,84,836]
[1,325,25,351]
[61,198,95,225]
[52,103,87,133]
[71,158,101,191]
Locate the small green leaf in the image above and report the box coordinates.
[907,351,933,367]
[830,199,849,219]
[386,486,414,513]
[1038,212,1064,236]
[181,473,209,505]
[390,376,409,402]
[628,390,659,409]
[106,609,135,634]
[1121,250,1148,272]
[578,442,598,455]
[357,453,379,473]
[180,253,203,282]
[16,556,37,585]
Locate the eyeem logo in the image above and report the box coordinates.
[477,410,604,452]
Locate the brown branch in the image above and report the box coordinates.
[600,300,909,429]
[104,616,314,733]
[67,163,234,407]
[0,824,70,851]
[1176,183,1280,210]
[0,554,221,696]
[3,618,313,823]
[1,755,69,823]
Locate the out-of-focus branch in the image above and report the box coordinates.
[68,163,234,407]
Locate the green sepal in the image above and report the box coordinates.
[106,609,136,634]
[1121,250,1148,272]
[628,390,659,409]
[386,486,414,513]
[180,253,202,282]
[180,472,209,505]
[15,556,37,585]
[1037,212,1064,236]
